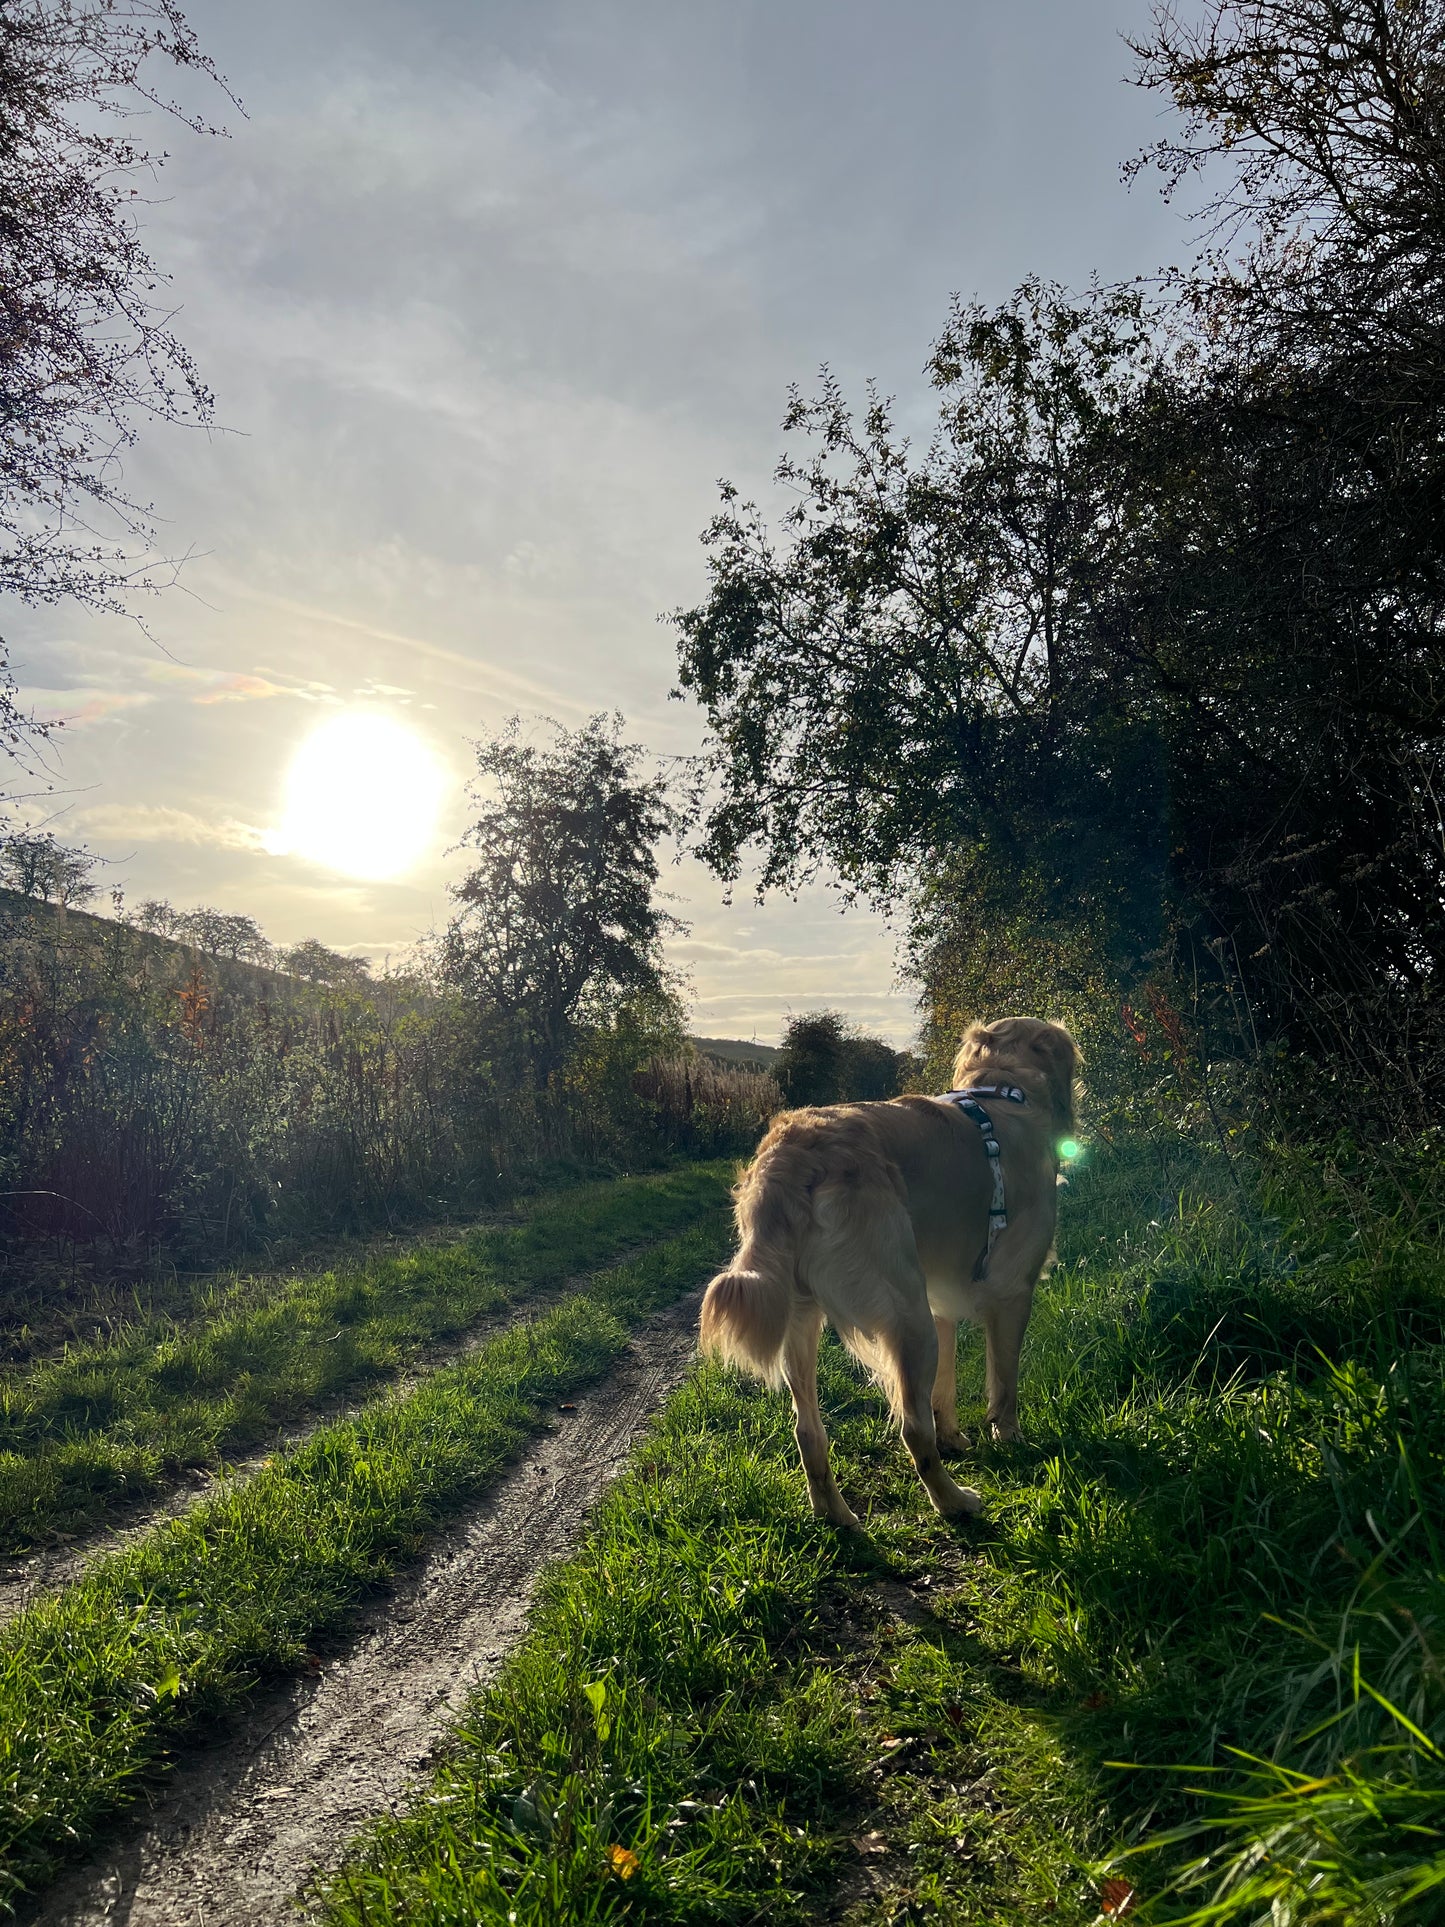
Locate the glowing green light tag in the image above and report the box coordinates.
[1057,1138,1082,1162]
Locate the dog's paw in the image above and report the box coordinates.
[989,1423,1024,1445]
[934,1428,969,1456]
[936,1482,984,1519]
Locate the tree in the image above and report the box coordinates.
[280,938,372,986]
[172,906,270,964]
[775,1011,847,1106]
[0,1,231,776]
[673,284,1164,941]
[1117,0,1445,1066]
[440,715,682,1086]
[675,3,1445,1095]
[0,828,98,903]
[132,897,178,935]
[775,1010,908,1106]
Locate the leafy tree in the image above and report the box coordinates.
[674,285,1164,944]
[441,715,683,1086]
[172,906,270,964]
[280,938,371,986]
[0,829,97,904]
[0,1,230,777]
[1116,0,1445,1068]
[775,1010,908,1106]
[132,898,178,936]
[676,2,1445,1096]
[843,1032,909,1101]
[775,1011,847,1106]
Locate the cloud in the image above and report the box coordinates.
[31,689,153,730]
[144,662,332,705]
[193,673,289,705]
[73,803,269,853]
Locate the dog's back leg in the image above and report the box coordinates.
[782,1307,859,1529]
[931,1315,964,1452]
[886,1304,983,1518]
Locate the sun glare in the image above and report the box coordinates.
[277,712,445,881]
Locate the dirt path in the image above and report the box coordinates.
[0,1256,612,1626]
[23,1289,702,1927]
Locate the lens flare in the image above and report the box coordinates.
[275,712,445,881]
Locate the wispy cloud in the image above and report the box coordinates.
[73,803,269,853]
[31,689,153,730]
[144,662,331,706]
[194,673,289,705]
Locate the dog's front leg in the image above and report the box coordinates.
[931,1315,965,1452]
[983,1293,1032,1442]
[894,1314,983,1518]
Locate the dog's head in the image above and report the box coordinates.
[952,1017,1080,1131]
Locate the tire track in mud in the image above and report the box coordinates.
[0,1248,648,1626]
[23,1288,704,1927]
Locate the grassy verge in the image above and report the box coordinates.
[0,1209,732,1908]
[317,1140,1445,1926]
[0,1165,730,1554]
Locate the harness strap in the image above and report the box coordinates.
[936,1085,1025,1280]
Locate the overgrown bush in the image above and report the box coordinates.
[0,894,771,1262]
[773,1009,914,1106]
[634,1051,781,1155]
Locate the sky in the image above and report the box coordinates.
[6,0,1189,1046]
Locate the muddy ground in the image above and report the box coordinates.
[23,1288,704,1927]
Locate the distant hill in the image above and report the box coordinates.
[0,888,358,1002]
[690,1034,781,1072]
[0,886,280,993]
[1,899,792,1064]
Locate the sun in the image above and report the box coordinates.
[276,712,446,881]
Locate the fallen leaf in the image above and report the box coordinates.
[945,1703,967,1728]
[1082,1691,1110,1711]
[852,1831,890,1858]
[606,1844,639,1879]
[558,1402,577,1412]
[1100,1876,1136,1916]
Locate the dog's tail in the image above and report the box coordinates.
[699,1136,813,1384]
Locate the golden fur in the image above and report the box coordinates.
[699,1016,1079,1526]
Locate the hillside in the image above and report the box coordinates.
[0,886,297,1001]
[690,1033,781,1071]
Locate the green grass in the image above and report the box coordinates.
[0,1210,733,1907]
[0,1166,731,1553]
[314,1137,1445,1926]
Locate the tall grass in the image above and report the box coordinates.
[0,898,773,1263]
[987,1140,1445,1923]
[633,1054,781,1155]
[314,1132,1445,1925]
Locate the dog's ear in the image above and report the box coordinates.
[951,1022,995,1088]
[1030,1023,1079,1128]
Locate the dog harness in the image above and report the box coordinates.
[936,1083,1028,1280]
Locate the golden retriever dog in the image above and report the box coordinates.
[699,1017,1078,1527]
